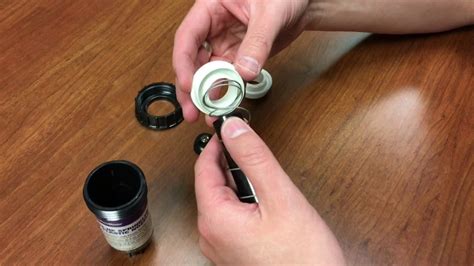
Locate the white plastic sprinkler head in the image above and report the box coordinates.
[191,60,273,116]
[191,61,245,116]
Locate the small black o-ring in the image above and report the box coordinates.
[135,83,183,130]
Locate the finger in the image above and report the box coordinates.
[176,82,199,122]
[197,46,212,67]
[173,2,211,94]
[194,135,240,211]
[220,117,295,211]
[205,115,218,127]
[234,4,281,80]
[198,236,215,260]
[175,46,211,122]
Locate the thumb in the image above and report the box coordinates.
[235,8,281,80]
[220,117,295,210]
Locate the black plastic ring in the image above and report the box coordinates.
[135,83,183,130]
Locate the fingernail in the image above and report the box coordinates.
[237,56,260,75]
[222,117,249,139]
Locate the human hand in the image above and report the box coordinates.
[173,0,316,122]
[194,117,345,264]
[173,0,474,122]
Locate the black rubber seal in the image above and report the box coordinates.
[135,82,183,130]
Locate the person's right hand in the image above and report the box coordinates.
[194,117,346,264]
[173,0,317,122]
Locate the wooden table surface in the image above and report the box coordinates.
[1,0,472,265]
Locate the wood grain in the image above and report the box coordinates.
[0,0,472,265]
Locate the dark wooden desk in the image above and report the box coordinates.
[1,1,472,265]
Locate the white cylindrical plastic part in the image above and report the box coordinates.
[245,69,272,99]
[191,61,273,115]
[191,61,245,116]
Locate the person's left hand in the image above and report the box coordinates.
[173,0,315,122]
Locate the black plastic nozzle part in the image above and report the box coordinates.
[194,133,212,155]
[213,113,258,203]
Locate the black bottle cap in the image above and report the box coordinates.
[135,83,183,130]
